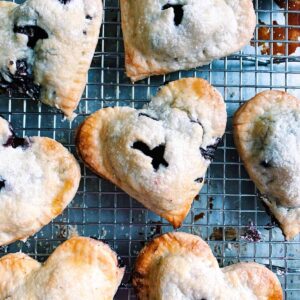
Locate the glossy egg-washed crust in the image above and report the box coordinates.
[0,0,102,119]
[76,78,227,228]
[0,236,124,299]
[0,116,81,246]
[120,0,256,81]
[233,91,300,240]
[133,232,283,300]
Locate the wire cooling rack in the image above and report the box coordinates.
[0,0,300,299]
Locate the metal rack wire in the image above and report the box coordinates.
[0,0,300,299]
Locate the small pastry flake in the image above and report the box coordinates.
[234,91,300,240]
[133,232,283,300]
[0,116,80,246]
[76,78,226,228]
[120,0,256,81]
[0,236,124,299]
[0,0,102,119]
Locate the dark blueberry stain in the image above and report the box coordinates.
[0,59,40,100]
[3,123,28,149]
[195,177,203,183]
[148,221,162,238]
[210,227,237,241]
[132,141,168,171]
[14,25,48,49]
[194,212,205,222]
[162,4,184,26]
[86,15,93,20]
[138,113,159,121]
[4,135,28,149]
[200,138,222,161]
[0,179,5,191]
[117,256,126,268]
[260,160,272,168]
[241,223,262,242]
[209,197,214,210]
[83,30,87,35]
[58,0,72,4]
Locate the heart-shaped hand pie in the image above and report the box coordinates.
[133,232,283,300]
[0,0,102,119]
[0,236,124,299]
[234,91,300,240]
[120,0,256,81]
[0,116,80,246]
[76,78,226,227]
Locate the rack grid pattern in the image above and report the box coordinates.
[0,0,300,299]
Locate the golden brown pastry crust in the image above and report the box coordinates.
[76,78,226,228]
[133,232,283,300]
[0,236,124,299]
[120,0,256,82]
[233,91,300,240]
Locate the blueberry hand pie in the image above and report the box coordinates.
[234,91,300,240]
[133,232,283,300]
[0,236,124,299]
[76,78,226,227]
[120,0,256,82]
[0,116,80,246]
[0,0,102,119]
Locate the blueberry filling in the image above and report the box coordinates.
[241,223,262,242]
[3,124,28,149]
[200,138,222,161]
[138,113,159,121]
[58,0,72,4]
[195,177,203,183]
[13,25,48,49]
[162,4,184,26]
[4,135,28,149]
[0,179,5,191]
[260,160,272,168]
[132,141,169,171]
[0,60,40,100]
